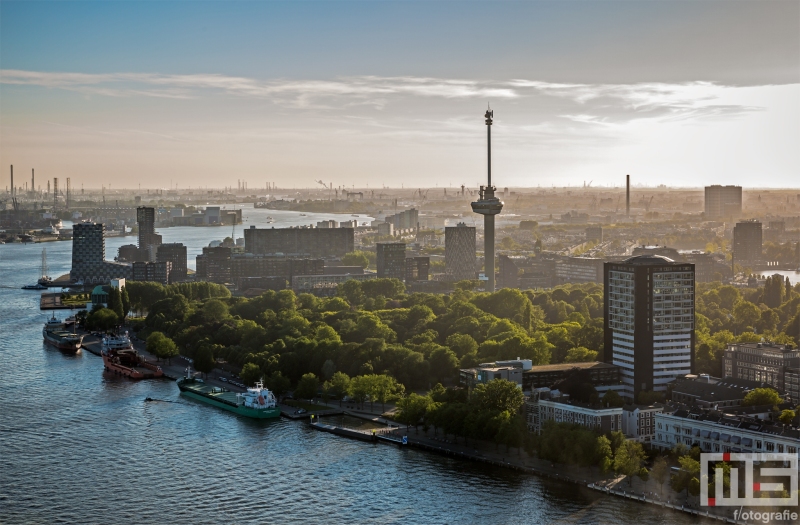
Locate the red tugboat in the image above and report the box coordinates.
[101,333,163,379]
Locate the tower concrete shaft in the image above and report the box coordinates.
[471,109,503,292]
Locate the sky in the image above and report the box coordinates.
[1,1,798,190]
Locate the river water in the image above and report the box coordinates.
[0,207,712,524]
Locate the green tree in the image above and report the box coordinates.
[341,251,370,269]
[651,456,670,496]
[266,371,291,400]
[85,308,119,332]
[295,373,319,400]
[121,286,131,320]
[202,299,229,324]
[614,440,646,486]
[146,331,178,364]
[742,387,782,407]
[240,363,263,387]
[372,374,405,412]
[395,393,432,432]
[445,333,478,358]
[473,379,525,415]
[563,346,598,363]
[428,347,459,384]
[671,455,701,499]
[779,409,796,425]
[601,390,625,408]
[596,435,613,473]
[108,286,124,324]
[194,346,215,379]
[327,371,352,406]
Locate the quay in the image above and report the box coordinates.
[306,416,740,524]
[39,292,80,310]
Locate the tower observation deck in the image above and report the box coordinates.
[471,109,504,292]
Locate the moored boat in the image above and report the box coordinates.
[102,347,163,379]
[102,333,133,350]
[177,376,280,419]
[42,315,83,353]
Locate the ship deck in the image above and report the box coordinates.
[182,383,240,405]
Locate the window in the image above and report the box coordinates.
[756,440,762,450]
[777,444,784,453]
[766,442,775,452]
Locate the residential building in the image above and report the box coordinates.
[70,222,131,284]
[137,206,162,258]
[497,254,520,289]
[376,242,406,280]
[444,222,476,281]
[461,366,524,390]
[622,404,664,443]
[404,256,429,282]
[556,256,604,284]
[733,219,763,268]
[670,374,783,409]
[195,246,232,284]
[604,255,695,401]
[526,388,623,434]
[244,225,354,257]
[384,208,419,231]
[681,251,714,283]
[704,185,742,219]
[376,222,394,236]
[132,261,172,285]
[585,226,603,243]
[787,368,800,405]
[653,405,799,455]
[722,342,800,393]
[117,244,148,263]
[230,254,324,288]
[522,362,621,392]
[156,243,188,283]
[291,273,376,297]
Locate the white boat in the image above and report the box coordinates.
[45,313,65,330]
[41,225,60,235]
[102,332,133,350]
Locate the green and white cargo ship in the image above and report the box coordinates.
[177,376,280,419]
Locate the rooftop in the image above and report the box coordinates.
[622,254,675,264]
[523,361,618,374]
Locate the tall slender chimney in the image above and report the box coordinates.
[10,165,13,197]
[31,169,34,194]
[626,174,630,217]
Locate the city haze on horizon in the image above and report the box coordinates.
[1,1,798,191]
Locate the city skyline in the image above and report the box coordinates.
[1,1,798,190]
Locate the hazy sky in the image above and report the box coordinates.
[1,1,798,190]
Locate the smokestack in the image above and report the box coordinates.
[626,174,630,217]
[10,165,13,197]
[31,169,34,194]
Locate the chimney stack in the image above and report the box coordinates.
[32,169,34,194]
[10,165,13,197]
[626,174,630,217]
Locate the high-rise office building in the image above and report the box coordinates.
[445,222,476,281]
[156,243,188,283]
[604,255,695,401]
[384,209,419,231]
[376,242,406,280]
[137,206,162,259]
[71,222,131,283]
[244,226,354,257]
[733,219,762,269]
[405,256,430,282]
[132,261,172,285]
[704,185,742,219]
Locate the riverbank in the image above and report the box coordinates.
[308,409,739,524]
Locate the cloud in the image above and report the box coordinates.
[0,69,774,126]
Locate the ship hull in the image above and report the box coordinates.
[43,330,83,353]
[102,354,164,379]
[178,385,281,419]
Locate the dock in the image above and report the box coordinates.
[40,292,81,310]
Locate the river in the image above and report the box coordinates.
[0,207,711,524]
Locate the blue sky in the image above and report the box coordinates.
[1,1,798,189]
